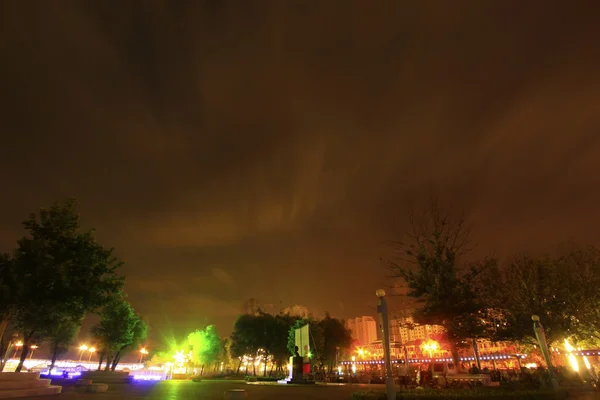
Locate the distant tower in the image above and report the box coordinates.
[347,316,378,346]
[242,298,259,315]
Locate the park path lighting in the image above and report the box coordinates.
[532,315,559,390]
[78,344,88,361]
[88,347,96,362]
[29,345,38,359]
[564,339,579,372]
[139,347,149,363]
[12,341,23,359]
[376,289,396,400]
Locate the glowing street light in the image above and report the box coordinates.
[12,341,23,358]
[29,345,38,359]
[422,341,439,359]
[78,345,89,361]
[139,347,149,363]
[88,347,96,362]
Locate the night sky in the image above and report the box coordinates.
[1,1,600,344]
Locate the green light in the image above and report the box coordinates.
[307,351,313,358]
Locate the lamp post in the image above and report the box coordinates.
[29,345,38,359]
[139,348,148,364]
[376,289,396,400]
[532,315,559,390]
[12,341,23,359]
[79,345,88,362]
[88,347,96,362]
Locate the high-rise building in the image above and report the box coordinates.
[347,316,378,346]
[389,315,446,344]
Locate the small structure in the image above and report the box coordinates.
[0,372,62,398]
[288,345,314,384]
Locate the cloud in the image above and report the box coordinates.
[212,267,236,288]
[2,0,600,341]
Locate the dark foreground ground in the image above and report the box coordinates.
[19,380,600,400]
[24,380,366,400]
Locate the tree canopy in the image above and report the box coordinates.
[487,246,600,347]
[5,199,124,371]
[187,325,221,368]
[231,311,351,376]
[386,201,495,365]
[92,297,146,371]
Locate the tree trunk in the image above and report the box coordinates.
[0,317,9,349]
[104,352,112,371]
[449,340,460,370]
[111,346,126,371]
[15,337,31,373]
[236,359,241,374]
[200,364,204,376]
[252,362,256,376]
[0,335,6,372]
[263,354,268,376]
[97,351,105,371]
[49,345,59,373]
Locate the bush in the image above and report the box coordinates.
[256,377,279,382]
[351,388,569,400]
[191,376,202,382]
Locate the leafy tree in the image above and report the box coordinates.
[92,298,140,371]
[218,337,233,371]
[47,317,81,372]
[9,199,124,371]
[231,314,262,375]
[109,315,148,371]
[186,325,221,373]
[492,246,600,347]
[385,201,493,366]
[318,314,353,372]
[271,314,297,373]
[0,254,18,345]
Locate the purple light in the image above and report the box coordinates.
[133,375,163,381]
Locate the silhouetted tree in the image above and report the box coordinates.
[385,200,493,366]
[231,314,262,375]
[11,199,124,371]
[319,314,353,373]
[92,297,139,371]
[491,246,600,347]
[47,317,81,372]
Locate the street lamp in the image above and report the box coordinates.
[376,289,396,400]
[88,347,96,362]
[29,345,38,359]
[79,345,88,361]
[139,347,149,363]
[532,315,559,390]
[12,341,23,359]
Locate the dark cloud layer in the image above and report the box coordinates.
[2,0,600,344]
